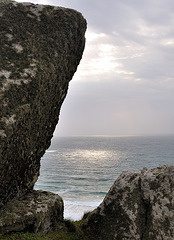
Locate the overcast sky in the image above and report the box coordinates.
[17,0,174,136]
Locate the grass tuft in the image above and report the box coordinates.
[0,219,88,240]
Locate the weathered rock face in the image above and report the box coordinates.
[0,190,64,234]
[0,1,86,206]
[83,165,174,240]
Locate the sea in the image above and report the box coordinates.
[34,135,174,221]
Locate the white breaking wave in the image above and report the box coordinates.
[46,150,57,153]
[64,201,101,221]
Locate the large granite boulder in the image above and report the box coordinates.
[83,165,174,240]
[0,1,86,207]
[0,190,64,234]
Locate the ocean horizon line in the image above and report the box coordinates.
[53,133,174,138]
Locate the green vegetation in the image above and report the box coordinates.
[0,219,88,240]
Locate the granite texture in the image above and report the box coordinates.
[83,165,174,240]
[0,190,64,234]
[0,0,86,206]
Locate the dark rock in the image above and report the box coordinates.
[82,164,174,240]
[0,1,86,206]
[0,190,64,234]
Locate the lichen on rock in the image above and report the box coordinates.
[0,0,86,207]
[0,190,64,234]
[82,164,174,240]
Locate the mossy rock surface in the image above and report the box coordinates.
[0,190,64,234]
[0,1,86,206]
[82,164,174,240]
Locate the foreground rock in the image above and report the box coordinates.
[0,190,63,234]
[0,1,86,207]
[83,164,174,240]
